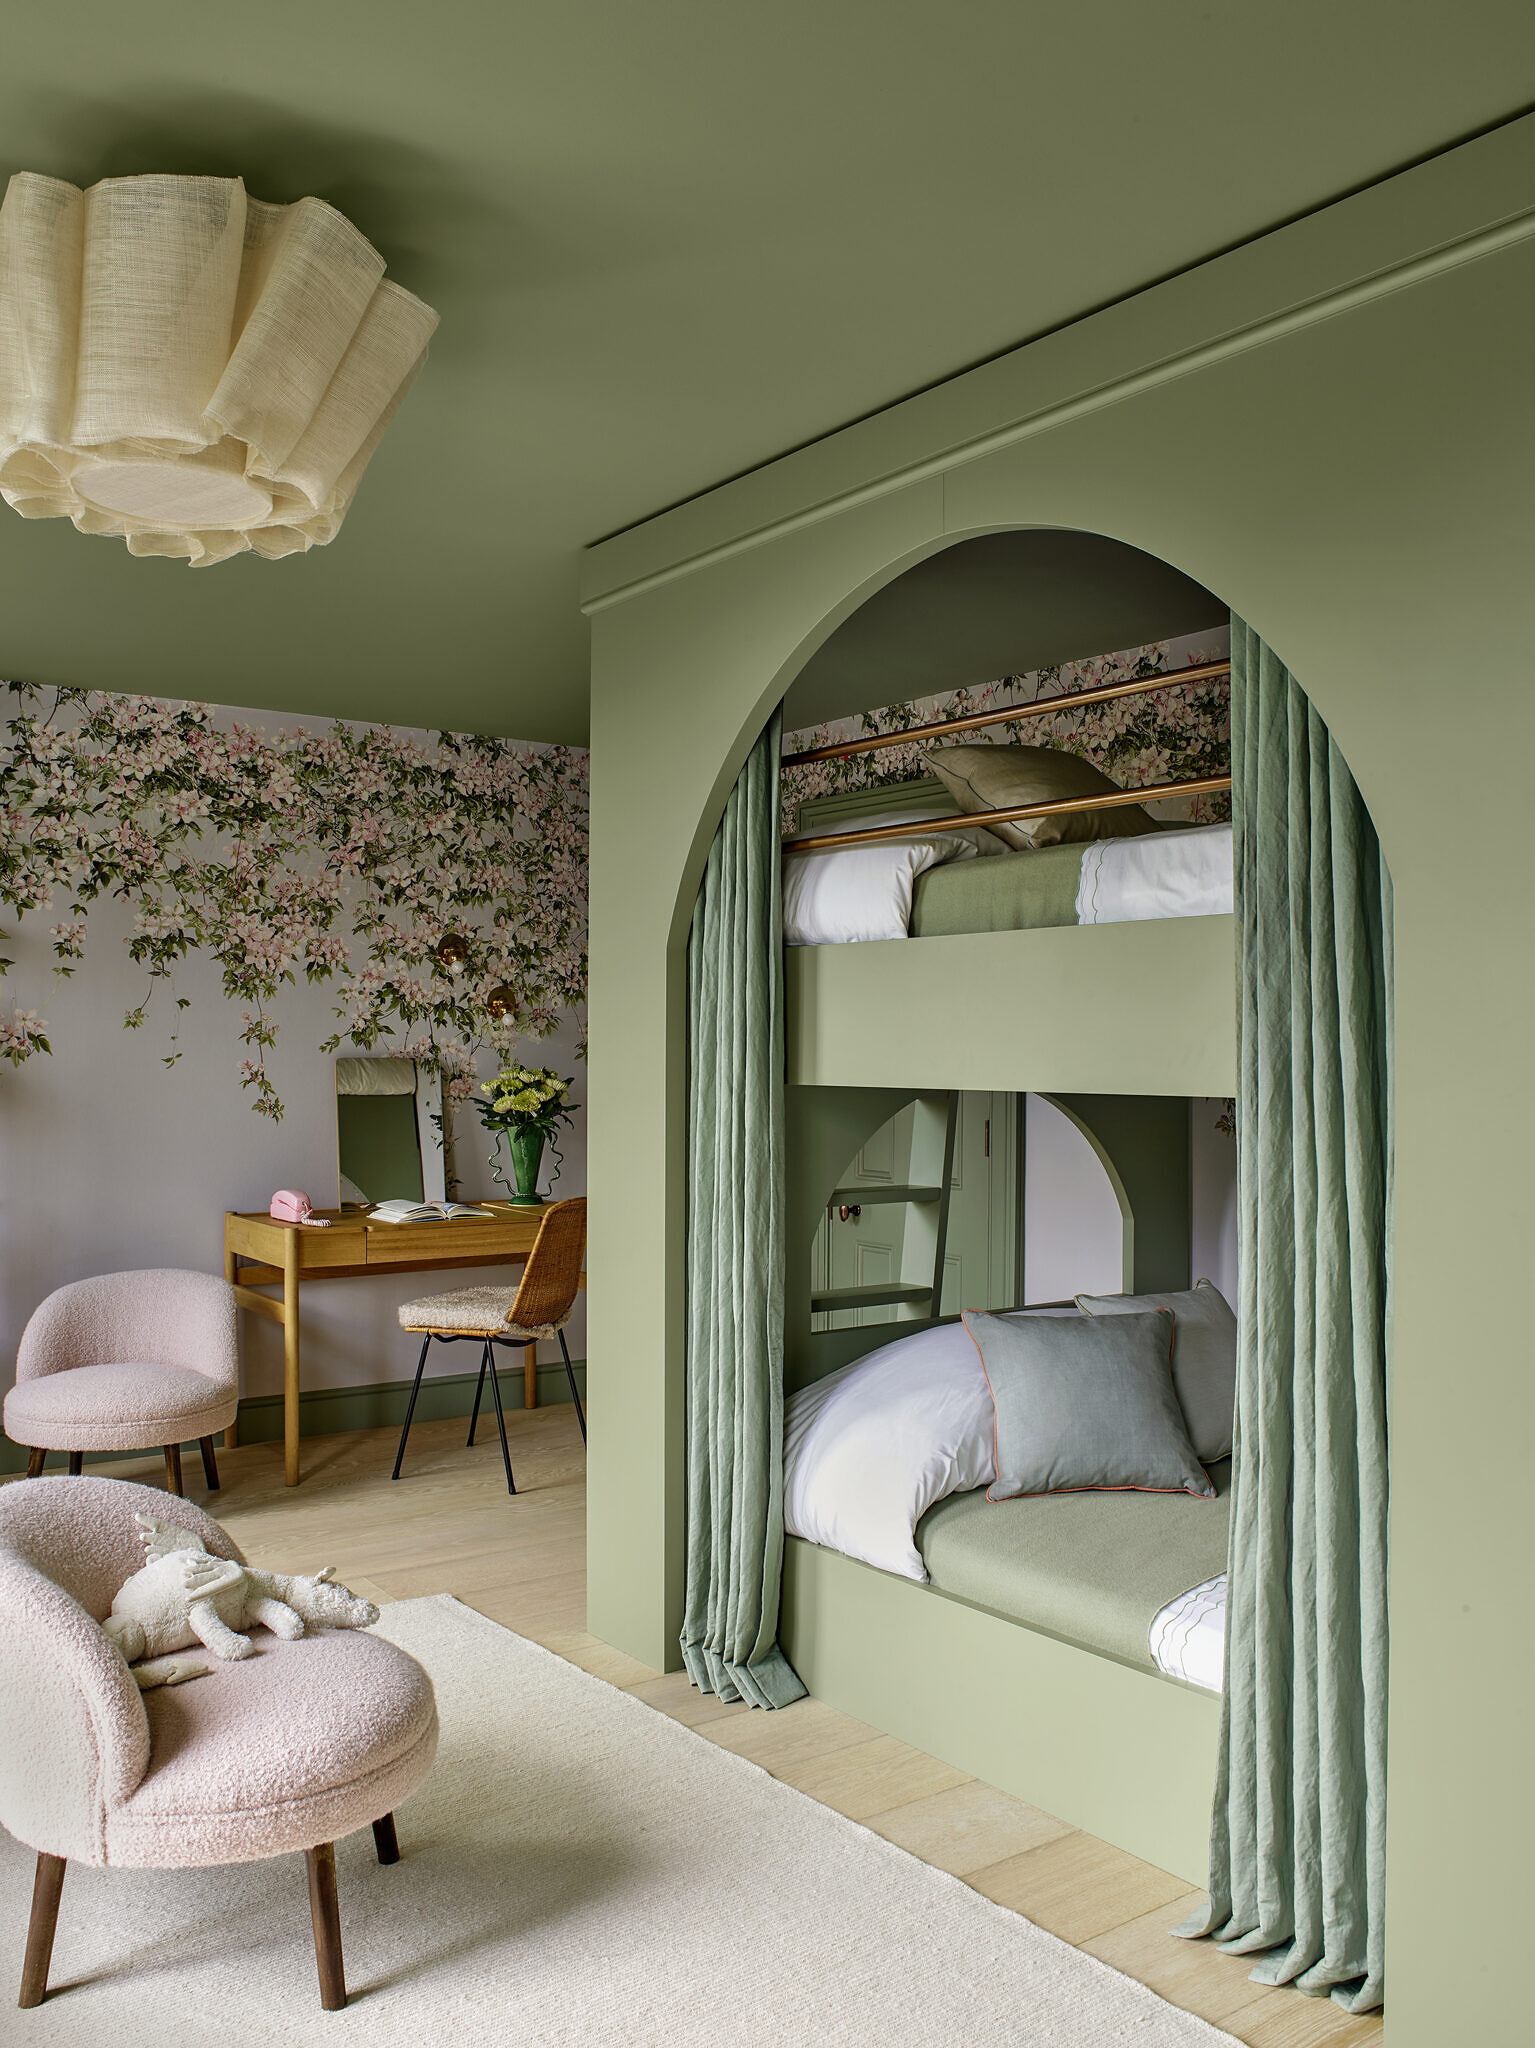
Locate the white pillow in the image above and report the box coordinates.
[784,807,987,946]
[783,1321,994,1579]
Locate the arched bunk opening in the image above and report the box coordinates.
[768,525,1258,1879]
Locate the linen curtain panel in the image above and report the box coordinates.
[1179,620,1392,2012]
[681,713,805,1711]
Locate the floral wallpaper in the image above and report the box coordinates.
[781,632,1231,833]
[0,684,588,1120]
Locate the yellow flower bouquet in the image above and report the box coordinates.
[476,1063,574,1205]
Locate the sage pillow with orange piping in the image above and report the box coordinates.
[961,1307,1214,1502]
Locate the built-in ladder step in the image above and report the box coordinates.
[810,1283,934,1314]
[828,1184,945,1207]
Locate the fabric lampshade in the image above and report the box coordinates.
[0,172,438,566]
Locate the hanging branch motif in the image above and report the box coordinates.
[0,684,588,1119]
[781,641,1231,832]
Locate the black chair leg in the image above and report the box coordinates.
[466,1347,489,1447]
[484,1339,516,1495]
[391,1335,434,1481]
[558,1329,585,1441]
[67,1453,83,1476]
[198,1435,220,1490]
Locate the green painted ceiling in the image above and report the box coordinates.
[1,4,1529,743]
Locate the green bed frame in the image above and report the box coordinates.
[780,1536,1220,1883]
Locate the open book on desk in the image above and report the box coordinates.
[368,1200,498,1224]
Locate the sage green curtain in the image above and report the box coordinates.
[680,713,805,1710]
[1178,621,1391,2011]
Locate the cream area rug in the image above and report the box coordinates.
[0,1595,1235,2045]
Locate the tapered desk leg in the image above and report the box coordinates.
[222,1225,240,1450]
[524,1341,538,1410]
[283,1228,301,1487]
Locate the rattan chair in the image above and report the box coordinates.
[391,1196,585,1493]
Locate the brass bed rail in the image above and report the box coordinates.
[781,657,1230,855]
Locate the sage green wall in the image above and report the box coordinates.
[585,121,1535,2045]
[1051,1095,1191,1296]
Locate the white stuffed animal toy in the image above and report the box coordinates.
[104,1515,380,1689]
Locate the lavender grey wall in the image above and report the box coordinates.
[0,711,586,1412]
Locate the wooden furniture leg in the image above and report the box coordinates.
[19,1852,65,2009]
[283,1227,301,1487]
[198,1435,221,1490]
[524,1340,538,1410]
[222,1229,240,1450]
[372,1813,400,1865]
[163,1443,183,1495]
[25,1449,46,1479]
[66,1453,83,1476]
[305,1842,347,2010]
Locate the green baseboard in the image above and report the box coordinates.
[0,1358,586,1473]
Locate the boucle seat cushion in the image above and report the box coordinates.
[398,1285,571,1341]
[105,1628,439,1868]
[4,1360,239,1451]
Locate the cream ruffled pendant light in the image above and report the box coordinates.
[0,172,438,566]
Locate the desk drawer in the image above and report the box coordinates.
[227,1215,367,1270]
[364,1220,539,1266]
[296,1225,370,1268]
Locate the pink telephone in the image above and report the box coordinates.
[269,1189,327,1225]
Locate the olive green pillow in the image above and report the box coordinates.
[963,1309,1214,1501]
[924,742,1158,851]
[1074,1280,1237,1463]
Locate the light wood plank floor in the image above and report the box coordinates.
[63,1412,1382,2048]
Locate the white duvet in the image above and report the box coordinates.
[783,809,983,947]
[1076,821,1232,925]
[785,818,1233,944]
[1148,1572,1226,1692]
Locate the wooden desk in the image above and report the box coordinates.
[224,1205,552,1486]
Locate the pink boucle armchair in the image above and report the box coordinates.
[0,1477,438,2011]
[4,1270,240,1495]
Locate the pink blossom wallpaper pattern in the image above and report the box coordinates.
[0,685,587,1118]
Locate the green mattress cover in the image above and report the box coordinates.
[915,1460,1231,1674]
[910,841,1086,935]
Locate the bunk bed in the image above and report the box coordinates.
[782,661,1238,1097]
[775,659,1240,1881]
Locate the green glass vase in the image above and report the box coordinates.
[499,1125,546,1206]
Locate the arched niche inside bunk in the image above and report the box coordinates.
[784,1083,1193,1393]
